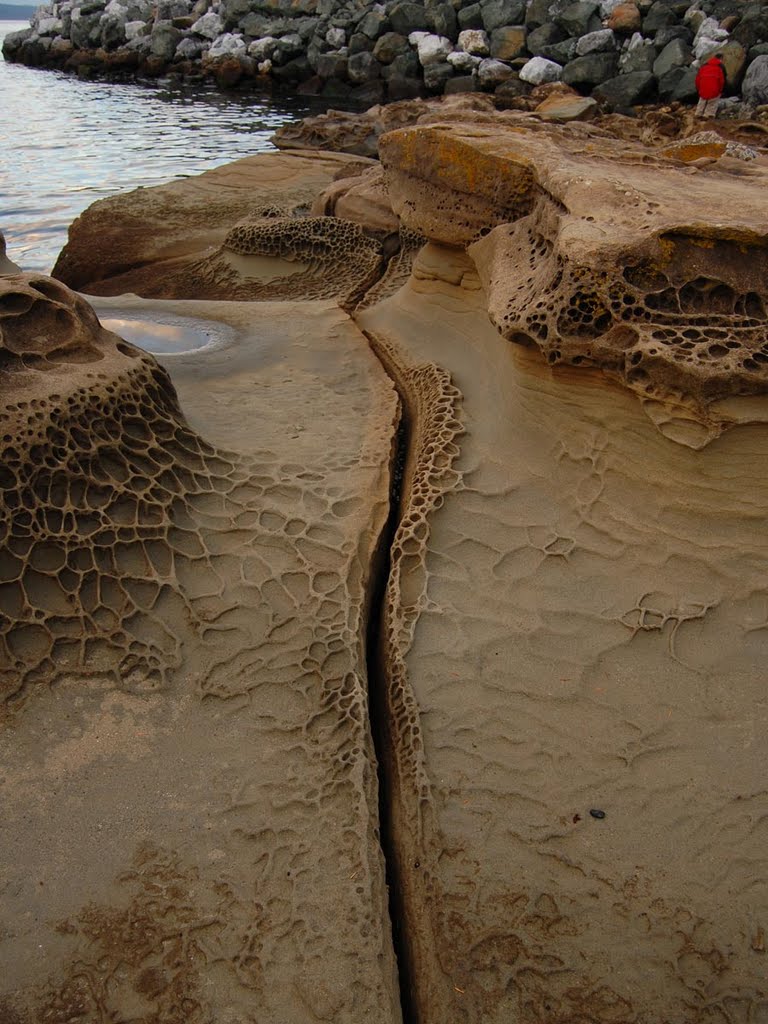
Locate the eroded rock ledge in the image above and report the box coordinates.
[377,113,768,444]
[3,104,768,1024]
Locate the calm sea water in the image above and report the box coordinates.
[0,20,326,273]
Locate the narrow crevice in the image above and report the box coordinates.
[364,406,419,1024]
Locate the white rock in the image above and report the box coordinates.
[207,31,246,57]
[576,27,615,54]
[36,16,63,33]
[325,25,345,47]
[519,55,562,83]
[408,30,429,45]
[447,48,481,70]
[191,11,223,38]
[458,28,489,55]
[626,30,644,50]
[248,35,276,58]
[693,14,728,59]
[477,56,514,85]
[104,0,127,13]
[124,19,147,39]
[257,57,272,73]
[176,35,205,56]
[416,33,453,65]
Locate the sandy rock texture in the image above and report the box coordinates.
[0,273,402,1023]
[3,104,768,1024]
[356,113,768,1023]
[380,115,768,445]
[52,148,376,295]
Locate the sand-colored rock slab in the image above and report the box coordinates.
[271,95,498,159]
[357,243,768,1024]
[0,276,402,1024]
[51,149,376,295]
[379,117,768,442]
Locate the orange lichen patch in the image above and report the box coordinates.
[661,141,728,163]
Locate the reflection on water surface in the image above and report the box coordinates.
[102,314,229,354]
[0,20,332,273]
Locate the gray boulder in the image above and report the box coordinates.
[477,55,515,85]
[654,25,691,49]
[458,4,484,30]
[372,30,408,62]
[431,4,458,40]
[480,0,526,33]
[540,37,578,63]
[99,12,127,48]
[176,34,206,57]
[642,1,677,33]
[156,0,189,18]
[526,23,566,55]
[619,37,655,73]
[358,8,388,39]
[561,50,619,86]
[347,49,381,81]
[557,2,601,38]
[389,2,430,35]
[219,0,250,30]
[381,50,420,79]
[444,74,480,93]
[316,50,348,77]
[150,20,181,58]
[652,36,691,78]
[575,28,615,54]
[272,33,304,63]
[593,69,655,105]
[447,49,481,70]
[519,55,563,82]
[423,59,454,89]
[348,32,372,54]
[70,10,103,48]
[191,11,223,39]
[742,54,768,105]
[526,0,569,29]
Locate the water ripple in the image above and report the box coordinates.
[0,21,327,273]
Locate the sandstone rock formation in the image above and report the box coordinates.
[380,115,768,445]
[3,104,768,1024]
[52,148,376,294]
[0,273,402,1023]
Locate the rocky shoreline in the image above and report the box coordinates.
[4,0,768,110]
[1,98,768,1022]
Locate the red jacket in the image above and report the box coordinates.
[696,58,725,100]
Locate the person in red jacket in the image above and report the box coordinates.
[695,55,726,118]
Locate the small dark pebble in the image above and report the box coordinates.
[589,809,606,820]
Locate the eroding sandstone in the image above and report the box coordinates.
[359,240,768,1024]
[52,149,377,295]
[0,274,402,1023]
[380,116,768,444]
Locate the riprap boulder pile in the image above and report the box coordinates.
[5,0,768,111]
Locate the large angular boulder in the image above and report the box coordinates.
[593,68,655,105]
[742,54,768,105]
[561,51,619,87]
[490,25,526,59]
[480,0,526,32]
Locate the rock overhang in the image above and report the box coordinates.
[378,116,768,444]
